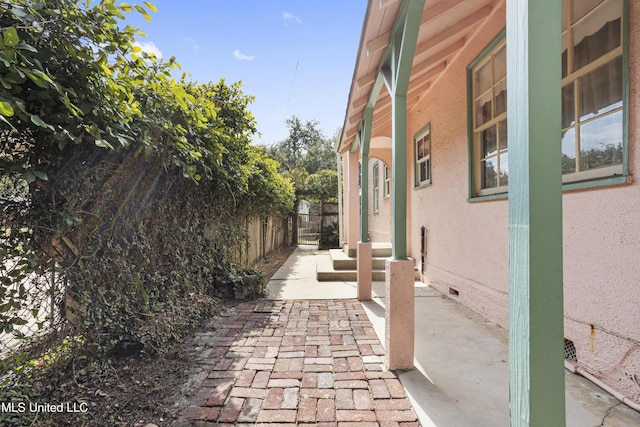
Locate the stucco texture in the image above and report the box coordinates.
[393,0,640,404]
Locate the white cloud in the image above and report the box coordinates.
[282,11,301,24]
[233,49,255,61]
[135,41,163,59]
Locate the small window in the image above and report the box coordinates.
[372,162,379,213]
[383,164,391,198]
[415,124,431,187]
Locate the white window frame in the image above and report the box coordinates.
[383,164,390,199]
[372,161,379,214]
[414,123,432,188]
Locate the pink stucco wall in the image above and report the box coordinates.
[367,155,392,243]
[396,1,640,404]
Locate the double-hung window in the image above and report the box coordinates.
[470,40,508,196]
[372,162,380,213]
[383,164,390,198]
[561,0,624,181]
[469,0,626,198]
[415,124,432,188]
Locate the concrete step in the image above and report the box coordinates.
[329,249,388,270]
[318,247,390,282]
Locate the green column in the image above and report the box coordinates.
[381,0,424,260]
[360,141,369,243]
[506,0,565,426]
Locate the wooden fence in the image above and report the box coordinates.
[242,215,294,267]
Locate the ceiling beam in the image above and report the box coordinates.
[409,62,447,93]
[413,38,465,75]
[415,6,492,52]
[357,71,377,90]
[421,0,464,24]
[367,31,390,56]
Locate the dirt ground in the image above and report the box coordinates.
[28,245,296,427]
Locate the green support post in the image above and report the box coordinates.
[506,0,565,426]
[360,145,369,243]
[381,0,424,260]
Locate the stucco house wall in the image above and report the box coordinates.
[392,1,640,404]
[367,157,392,242]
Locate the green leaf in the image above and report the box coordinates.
[3,27,19,47]
[16,42,37,53]
[95,139,114,149]
[120,2,133,12]
[33,170,48,181]
[144,1,158,12]
[134,5,152,22]
[30,114,54,131]
[0,101,14,117]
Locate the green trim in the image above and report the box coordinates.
[380,0,424,261]
[468,175,629,203]
[468,28,507,70]
[468,192,508,203]
[563,175,628,191]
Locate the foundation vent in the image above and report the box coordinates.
[564,338,577,362]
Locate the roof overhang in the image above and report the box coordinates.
[338,0,501,155]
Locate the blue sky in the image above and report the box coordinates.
[123,1,367,145]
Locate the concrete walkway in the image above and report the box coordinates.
[174,246,640,426]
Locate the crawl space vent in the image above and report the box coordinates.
[564,339,577,362]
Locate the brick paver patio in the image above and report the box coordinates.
[172,299,420,426]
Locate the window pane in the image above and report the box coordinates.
[494,79,507,116]
[475,91,493,127]
[579,110,623,171]
[579,57,622,122]
[499,153,509,186]
[494,46,506,82]
[498,120,508,151]
[572,0,603,23]
[562,83,575,128]
[424,134,431,158]
[417,138,424,160]
[420,162,428,183]
[474,61,492,98]
[562,33,568,78]
[481,126,497,158]
[572,1,621,72]
[482,158,498,189]
[562,127,577,174]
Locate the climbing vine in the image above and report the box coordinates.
[0,0,294,362]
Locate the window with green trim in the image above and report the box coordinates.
[372,162,379,213]
[383,164,390,199]
[469,0,626,197]
[561,0,624,182]
[414,124,431,187]
[471,40,508,196]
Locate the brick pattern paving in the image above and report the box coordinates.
[172,299,420,426]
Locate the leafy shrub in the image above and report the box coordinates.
[319,222,340,250]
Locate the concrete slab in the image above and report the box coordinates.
[362,282,640,427]
[265,246,357,300]
[267,248,640,426]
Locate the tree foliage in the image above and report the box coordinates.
[265,116,337,174]
[263,116,338,206]
[0,0,294,361]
